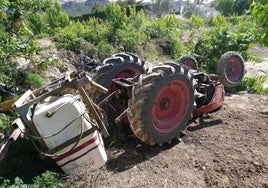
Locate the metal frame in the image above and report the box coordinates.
[12,72,109,151]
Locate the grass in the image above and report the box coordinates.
[226,75,268,94]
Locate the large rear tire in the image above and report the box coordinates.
[92,52,147,123]
[217,51,245,88]
[127,64,194,145]
[92,52,146,101]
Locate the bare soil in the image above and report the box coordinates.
[65,93,268,188]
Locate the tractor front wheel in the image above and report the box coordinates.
[177,55,198,70]
[217,51,245,88]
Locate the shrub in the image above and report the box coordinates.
[215,0,235,17]
[55,28,77,51]
[227,76,268,94]
[25,73,43,88]
[228,14,244,25]
[115,28,146,52]
[208,14,227,27]
[97,40,114,55]
[104,3,127,41]
[145,15,185,58]
[81,19,111,45]
[0,171,63,188]
[26,0,69,35]
[33,171,64,188]
[189,15,204,29]
[0,113,11,133]
[165,35,186,59]
[146,15,183,39]
[251,2,268,45]
[193,23,256,73]
[31,55,59,73]
[240,76,268,94]
[127,5,147,30]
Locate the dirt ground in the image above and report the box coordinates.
[64,93,268,188]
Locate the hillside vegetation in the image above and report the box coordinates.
[0,0,268,186]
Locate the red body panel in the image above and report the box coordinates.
[192,84,225,117]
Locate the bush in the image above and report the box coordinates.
[97,40,114,56]
[240,76,268,94]
[0,113,11,133]
[189,15,204,29]
[115,28,146,52]
[215,0,235,17]
[33,171,64,188]
[0,171,63,188]
[228,14,244,25]
[82,19,111,45]
[165,35,186,59]
[145,15,185,58]
[56,31,77,51]
[227,76,268,94]
[25,73,43,88]
[251,2,268,45]
[193,22,256,73]
[104,3,127,41]
[146,15,183,39]
[208,14,227,27]
[27,0,69,35]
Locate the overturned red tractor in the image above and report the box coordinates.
[90,51,244,145]
[0,51,244,173]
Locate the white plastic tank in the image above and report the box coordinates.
[32,94,107,173]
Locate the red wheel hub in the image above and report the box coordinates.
[225,57,242,83]
[152,80,190,133]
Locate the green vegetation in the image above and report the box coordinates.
[188,15,204,29]
[0,0,268,186]
[194,15,257,72]
[241,76,268,94]
[251,1,268,45]
[227,76,268,94]
[0,171,63,187]
[25,73,43,88]
[0,113,11,133]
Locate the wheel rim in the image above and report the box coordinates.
[152,80,190,133]
[225,57,243,83]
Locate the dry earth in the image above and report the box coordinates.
[65,93,268,188]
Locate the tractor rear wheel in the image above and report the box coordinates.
[127,64,194,145]
[177,55,198,70]
[92,52,146,101]
[217,51,245,88]
[92,52,147,122]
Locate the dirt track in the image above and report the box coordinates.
[65,93,268,188]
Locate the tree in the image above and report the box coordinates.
[182,1,202,18]
[216,0,266,16]
[215,0,235,16]
[151,0,176,17]
[233,0,252,15]
[251,1,268,45]
[0,0,42,87]
[0,0,69,88]
[116,0,137,6]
